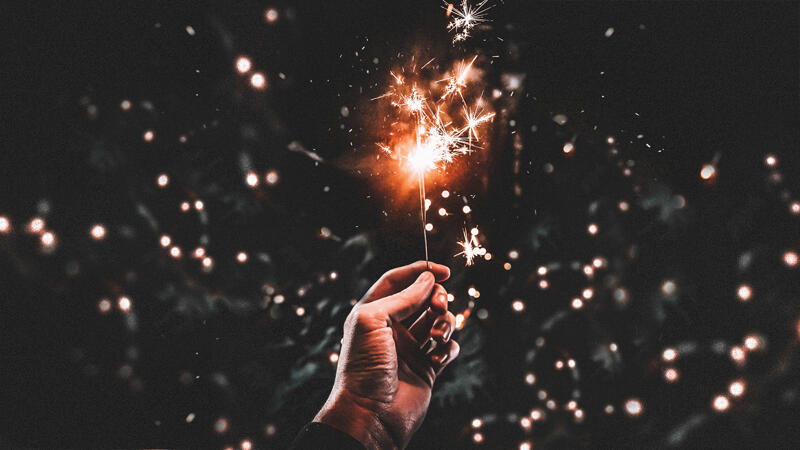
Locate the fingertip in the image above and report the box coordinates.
[429,262,451,282]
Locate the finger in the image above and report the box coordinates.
[408,284,448,342]
[429,339,460,375]
[377,271,435,322]
[359,261,450,304]
[429,311,456,344]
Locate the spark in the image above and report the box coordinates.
[445,0,493,44]
[456,227,485,265]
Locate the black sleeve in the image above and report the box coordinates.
[290,422,366,450]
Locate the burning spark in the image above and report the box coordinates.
[445,0,492,44]
[456,227,485,265]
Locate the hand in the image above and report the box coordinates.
[314,261,460,449]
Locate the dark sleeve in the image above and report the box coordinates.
[290,422,366,450]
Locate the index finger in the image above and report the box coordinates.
[359,260,450,304]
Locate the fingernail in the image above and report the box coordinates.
[419,271,434,282]
[444,326,453,342]
[434,321,452,342]
[432,353,448,365]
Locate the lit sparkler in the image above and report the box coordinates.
[375,55,494,266]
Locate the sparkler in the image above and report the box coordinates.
[375,56,495,266]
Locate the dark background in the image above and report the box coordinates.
[2,1,799,448]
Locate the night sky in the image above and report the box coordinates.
[3,1,799,448]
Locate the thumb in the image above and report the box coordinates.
[378,271,435,322]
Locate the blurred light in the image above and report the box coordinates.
[784,251,798,267]
[471,418,483,428]
[571,298,584,309]
[744,335,760,350]
[765,154,777,167]
[157,173,169,187]
[425,223,434,231]
[520,442,532,450]
[661,280,677,295]
[438,207,447,216]
[118,296,131,312]
[143,130,155,142]
[609,342,618,352]
[504,262,512,270]
[587,223,598,235]
[555,360,564,370]
[160,235,171,247]
[120,100,131,110]
[662,348,678,362]
[713,395,729,412]
[618,201,630,211]
[90,224,106,240]
[520,417,531,429]
[441,190,450,198]
[194,200,204,210]
[730,346,745,362]
[170,246,182,258]
[562,142,574,153]
[251,73,267,89]
[265,8,279,22]
[567,359,576,368]
[530,409,543,420]
[237,252,248,263]
[236,56,252,74]
[246,171,259,187]
[98,298,112,314]
[737,284,752,301]
[241,440,252,450]
[625,398,643,416]
[582,288,593,299]
[214,417,229,434]
[729,380,745,397]
[29,217,45,234]
[193,247,205,258]
[41,231,56,247]
[512,300,525,312]
[180,202,190,212]
[462,205,471,214]
[537,266,548,275]
[700,164,716,180]
[664,368,679,382]
[525,373,536,385]
[265,170,280,185]
[509,250,519,260]
[538,279,549,289]
[0,216,9,233]
[329,352,339,363]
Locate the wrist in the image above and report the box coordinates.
[314,390,394,449]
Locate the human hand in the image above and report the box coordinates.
[314,261,460,449]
